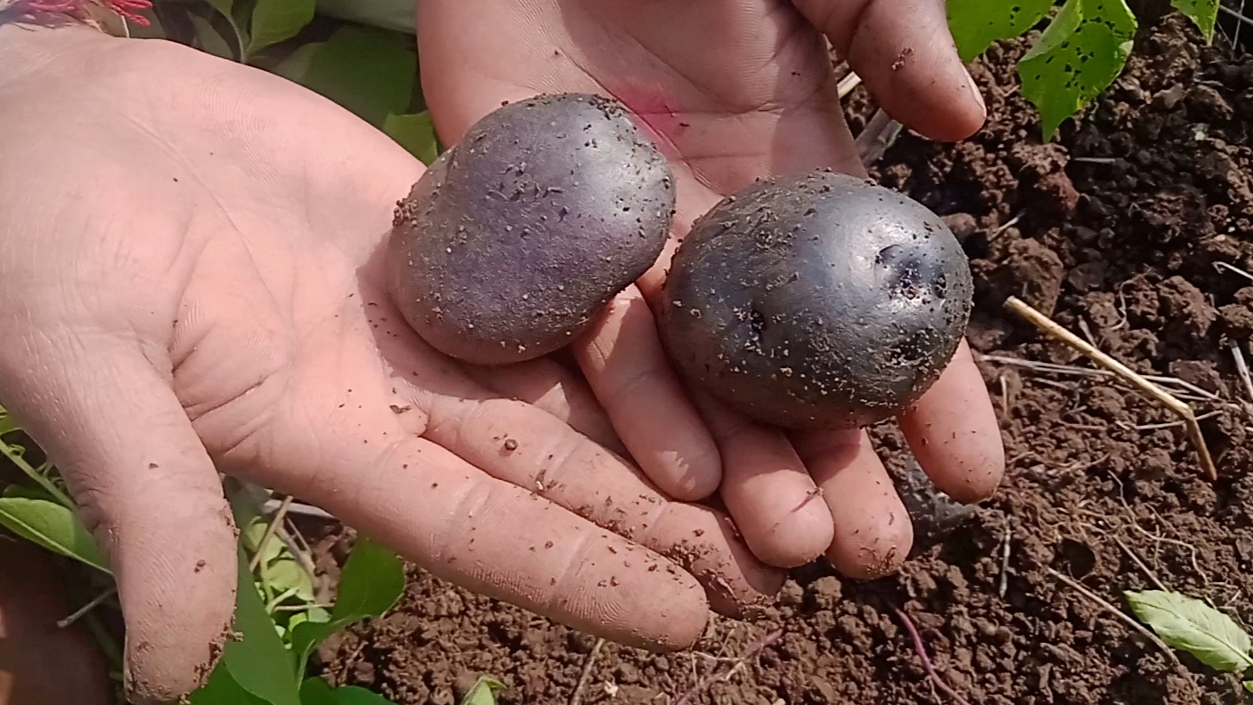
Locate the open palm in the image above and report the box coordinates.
[0,25,780,704]
[418,0,1004,576]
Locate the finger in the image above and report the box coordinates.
[196,310,717,650]
[794,0,987,141]
[898,339,1005,503]
[0,341,237,705]
[572,285,722,501]
[791,429,913,580]
[290,435,711,651]
[694,395,834,569]
[461,355,628,454]
[423,393,784,617]
[355,275,785,616]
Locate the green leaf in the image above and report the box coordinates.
[200,0,247,61]
[330,686,396,704]
[267,555,316,603]
[288,605,332,636]
[272,41,322,82]
[458,677,505,705]
[383,112,441,164]
[299,677,337,705]
[237,499,304,582]
[1018,0,1137,141]
[0,497,109,573]
[290,537,405,681]
[327,537,405,619]
[1125,590,1253,672]
[0,406,17,436]
[275,25,417,127]
[0,430,76,508]
[189,664,272,705]
[948,0,1057,63]
[190,13,235,60]
[306,605,332,623]
[3,484,56,501]
[1245,680,1253,694]
[220,550,301,705]
[300,679,398,705]
[205,0,233,16]
[1171,0,1218,43]
[247,0,316,56]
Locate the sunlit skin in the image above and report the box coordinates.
[417,0,1004,574]
[0,2,1004,704]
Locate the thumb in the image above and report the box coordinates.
[0,336,238,705]
[794,0,987,141]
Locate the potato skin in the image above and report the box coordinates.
[658,171,973,431]
[388,93,675,365]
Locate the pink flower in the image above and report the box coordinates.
[23,0,153,26]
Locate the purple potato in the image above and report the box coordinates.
[388,93,674,365]
[658,170,973,430]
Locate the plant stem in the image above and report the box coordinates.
[0,436,75,508]
[272,602,334,612]
[265,586,300,613]
[251,495,293,572]
[82,610,124,674]
[58,586,117,628]
[568,638,604,705]
[892,608,972,705]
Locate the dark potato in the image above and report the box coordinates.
[658,170,973,431]
[388,93,675,365]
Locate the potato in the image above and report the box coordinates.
[658,170,973,431]
[387,93,675,365]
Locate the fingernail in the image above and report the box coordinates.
[965,66,987,118]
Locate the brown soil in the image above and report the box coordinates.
[311,14,1253,705]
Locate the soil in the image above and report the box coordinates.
[309,14,1253,705]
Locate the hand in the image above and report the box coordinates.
[0,22,781,704]
[416,0,1005,576]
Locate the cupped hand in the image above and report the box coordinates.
[417,0,1005,576]
[0,22,781,704]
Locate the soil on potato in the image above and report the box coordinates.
[311,15,1253,705]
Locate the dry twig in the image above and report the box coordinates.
[1107,472,1211,585]
[976,354,1221,404]
[251,495,294,572]
[1122,409,1224,432]
[266,497,335,520]
[1111,533,1170,593]
[856,108,903,165]
[58,587,117,628]
[892,608,971,705]
[673,629,782,705]
[1003,296,1218,481]
[1231,341,1253,408]
[1045,567,1181,666]
[837,71,862,98]
[568,638,605,705]
[999,525,1013,598]
[1213,260,1253,283]
[992,213,1024,237]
